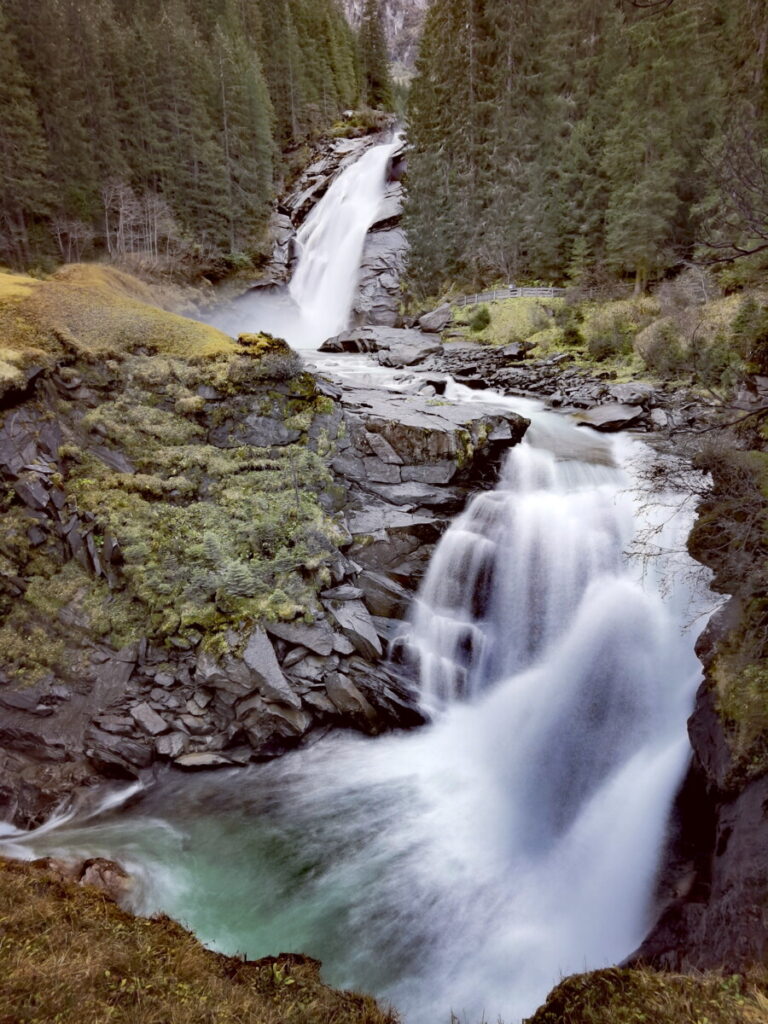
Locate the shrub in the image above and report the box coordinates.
[583,298,658,361]
[635,318,688,377]
[468,304,491,332]
[731,297,768,374]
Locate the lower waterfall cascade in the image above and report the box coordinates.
[0,136,716,1022]
[0,383,712,1024]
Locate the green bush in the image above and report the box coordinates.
[635,319,688,377]
[731,297,768,374]
[583,298,658,362]
[469,304,491,332]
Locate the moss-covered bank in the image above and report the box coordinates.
[0,857,397,1024]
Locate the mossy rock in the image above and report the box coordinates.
[529,966,768,1024]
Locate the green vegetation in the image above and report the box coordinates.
[0,263,235,399]
[406,0,768,296]
[0,266,347,680]
[528,966,768,1024]
[452,297,562,348]
[449,284,768,392]
[0,857,398,1024]
[0,0,364,273]
[359,0,394,111]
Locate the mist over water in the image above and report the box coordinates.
[2,391,710,1023]
[1,142,714,1022]
[206,137,401,349]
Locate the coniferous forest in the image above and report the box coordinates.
[0,0,365,271]
[406,0,768,295]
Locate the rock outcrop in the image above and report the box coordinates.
[437,341,721,432]
[0,290,528,826]
[262,132,392,286]
[321,325,442,366]
[629,445,768,973]
[351,169,408,329]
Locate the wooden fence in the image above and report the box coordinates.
[454,285,566,307]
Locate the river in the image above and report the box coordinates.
[0,136,714,1023]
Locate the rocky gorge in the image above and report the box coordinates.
[0,264,528,827]
[2,123,768,1024]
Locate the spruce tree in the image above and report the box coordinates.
[359,0,393,110]
[0,4,53,264]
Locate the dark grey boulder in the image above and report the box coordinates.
[378,333,442,367]
[324,672,377,721]
[243,627,302,708]
[155,732,188,759]
[576,403,645,432]
[130,702,168,736]
[357,570,411,618]
[608,381,656,407]
[324,599,382,660]
[418,304,452,333]
[266,618,335,657]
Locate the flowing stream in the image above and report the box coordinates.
[0,141,714,1023]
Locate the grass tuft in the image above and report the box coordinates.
[0,857,398,1024]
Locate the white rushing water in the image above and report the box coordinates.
[1,385,711,1023]
[206,136,402,349]
[0,141,715,1022]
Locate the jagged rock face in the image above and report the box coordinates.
[342,0,428,70]
[0,338,528,827]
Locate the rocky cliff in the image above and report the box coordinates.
[0,263,527,828]
[342,0,428,72]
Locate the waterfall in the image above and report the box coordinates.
[206,137,401,349]
[409,444,630,707]
[0,138,714,1022]
[1,389,710,1024]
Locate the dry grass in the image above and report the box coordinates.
[0,263,235,399]
[0,269,40,301]
[452,296,564,346]
[527,965,768,1024]
[0,858,398,1024]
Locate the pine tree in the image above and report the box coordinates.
[0,4,53,263]
[359,0,393,110]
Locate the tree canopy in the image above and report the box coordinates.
[405,0,768,295]
[0,0,362,271]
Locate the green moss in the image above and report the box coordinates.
[529,966,768,1024]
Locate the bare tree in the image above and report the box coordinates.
[698,125,768,266]
[52,217,95,262]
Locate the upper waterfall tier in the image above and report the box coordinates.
[207,136,403,350]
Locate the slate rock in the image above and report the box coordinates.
[324,673,377,721]
[418,304,452,333]
[86,728,153,774]
[243,627,302,707]
[576,403,645,432]
[324,599,382,660]
[357,570,411,618]
[174,752,235,770]
[365,431,403,465]
[320,584,364,601]
[377,333,442,367]
[266,619,335,657]
[155,731,189,759]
